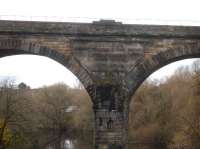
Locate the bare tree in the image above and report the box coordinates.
[36,84,73,149]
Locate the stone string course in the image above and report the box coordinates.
[0,20,200,149]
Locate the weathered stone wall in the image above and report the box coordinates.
[88,84,129,149]
[0,20,200,92]
[125,38,200,98]
[0,36,93,88]
[0,20,200,149]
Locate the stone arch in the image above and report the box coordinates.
[125,42,200,102]
[0,39,93,89]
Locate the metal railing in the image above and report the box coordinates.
[1,15,200,26]
[0,15,99,23]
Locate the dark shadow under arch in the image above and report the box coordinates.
[0,39,93,90]
[125,46,200,102]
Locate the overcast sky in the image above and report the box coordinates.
[0,0,199,88]
[0,56,197,89]
[1,0,200,25]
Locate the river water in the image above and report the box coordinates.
[46,138,93,149]
[46,139,141,149]
[61,139,92,149]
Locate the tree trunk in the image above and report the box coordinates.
[0,119,7,149]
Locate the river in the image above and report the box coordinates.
[46,138,144,149]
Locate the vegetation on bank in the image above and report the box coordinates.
[129,60,200,149]
[0,81,93,149]
[0,60,199,149]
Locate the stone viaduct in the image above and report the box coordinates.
[0,19,200,149]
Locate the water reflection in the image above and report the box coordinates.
[47,141,161,149]
[46,139,151,149]
[46,137,93,149]
[64,140,74,149]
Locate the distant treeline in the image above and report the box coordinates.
[0,60,200,149]
[0,81,93,149]
[129,60,200,149]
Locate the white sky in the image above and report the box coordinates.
[0,55,197,88]
[0,55,78,88]
[0,0,199,88]
[1,0,200,25]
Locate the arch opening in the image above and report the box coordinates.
[128,58,200,149]
[0,54,94,149]
[126,46,200,99]
[0,39,93,90]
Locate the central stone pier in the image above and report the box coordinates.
[88,84,129,149]
[1,19,200,149]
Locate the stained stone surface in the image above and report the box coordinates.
[0,20,200,149]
